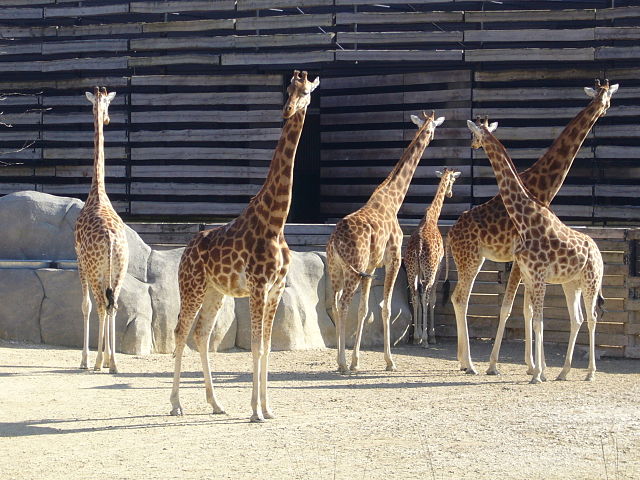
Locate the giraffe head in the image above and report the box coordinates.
[435,168,462,198]
[85,86,116,125]
[467,115,498,149]
[584,78,619,117]
[283,70,320,119]
[410,110,445,143]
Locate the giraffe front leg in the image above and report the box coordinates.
[351,275,373,372]
[260,276,287,419]
[556,283,582,381]
[528,281,546,384]
[249,287,268,422]
[487,264,521,375]
[381,258,401,372]
[336,281,357,375]
[93,302,107,371]
[420,285,432,347]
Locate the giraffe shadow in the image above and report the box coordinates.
[0,413,247,438]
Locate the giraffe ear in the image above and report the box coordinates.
[453,171,462,179]
[584,87,596,98]
[466,119,481,135]
[85,92,96,104]
[609,83,619,95]
[435,170,443,177]
[310,76,320,92]
[488,122,498,132]
[106,91,116,102]
[411,114,425,127]
[434,116,445,127]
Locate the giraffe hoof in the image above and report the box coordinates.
[170,407,183,416]
[585,373,595,382]
[337,365,349,375]
[428,337,437,345]
[529,377,542,385]
[250,414,265,423]
[464,367,478,376]
[349,364,359,373]
[79,364,88,370]
[93,365,102,372]
[486,367,500,376]
[555,373,568,381]
[109,366,119,374]
[412,337,423,345]
[385,363,397,372]
[262,409,276,420]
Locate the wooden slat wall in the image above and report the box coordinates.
[0,1,639,222]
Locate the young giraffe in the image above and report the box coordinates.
[326,111,445,374]
[170,70,319,422]
[74,86,128,374]
[468,117,604,384]
[404,168,461,346]
[446,79,618,375]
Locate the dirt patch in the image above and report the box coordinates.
[1,338,638,479]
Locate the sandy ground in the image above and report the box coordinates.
[1,338,639,480]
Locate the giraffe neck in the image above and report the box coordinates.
[523,100,601,205]
[368,128,431,215]
[424,176,449,226]
[248,107,306,232]
[86,107,108,206]
[483,133,543,233]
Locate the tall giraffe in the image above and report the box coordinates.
[74,86,128,373]
[326,111,445,374]
[446,80,618,375]
[170,70,319,422]
[467,117,604,383]
[404,168,461,346]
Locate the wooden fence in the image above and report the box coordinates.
[0,0,639,223]
[130,222,640,358]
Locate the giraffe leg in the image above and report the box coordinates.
[336,279,358,375]
[584,292,598,382]
[424,283,438,346]
[260,274,287,419]
[556,283,582,381]
[102,311,111,369]
[193,289,226,414]
[170,286,205,416]
[106,251,127,374]
[381,257,401,371]
[405,260,422,344]
[249,286,268,423]
[451,255,484,374]
[487,264,521,375]
[92,281,108,372]
[350,274,373,372]
[528,280,546,384]
[419,285,430,346]
[79,271,91,370]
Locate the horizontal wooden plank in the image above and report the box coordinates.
[336,31,463,45]
[474,68,600,83]
[44,148,126,160]
[321,70,469,90]
[128,55,221,68]
[221,51,334,65]
[465,28,594,43]
[466,48,594,63]
[595,26,640,41]
[130,182,261,196]
[465,9,595,22]
[131,92,282,106]
[335,49,463,63]
[236,13,333,30]
[42,39,129,55]
[131,147,273,161]
[336,11,462,25]
[131,165,269,178]
[131,33,333,51]
[44,4,130,17]
[130,1,235,13]
[237,0,333,10]
[0,7,43,19]
[130,201,248,215]
[129,128,281,143]
[130,110,280,124]
[131,74,282,87]
[596,6,640,20]
[321,184,472,197]
[142,19,234,33]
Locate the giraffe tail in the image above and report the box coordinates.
[105,233,116,315]
[441,236,451,307]
[596,290,606,317]
[332,241,375,279]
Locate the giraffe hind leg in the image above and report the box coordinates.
[79,272,91,370]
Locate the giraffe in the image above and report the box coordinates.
[326,111,445,374]
[446,79,618,375]
[467,117,604,383]
[74,86,128,374]
[404,168,461,346]
[169,70,319,422]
